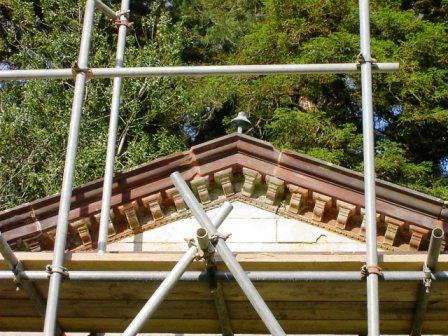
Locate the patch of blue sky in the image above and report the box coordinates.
[343,76,356,91]
[439,156,448,177]
[374,114,389,132]
[182,115,198,142]
[390,104,403,117]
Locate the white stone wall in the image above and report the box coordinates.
[108,201,367,253]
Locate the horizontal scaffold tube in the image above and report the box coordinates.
[0,63,399,81]
[0,270,446,282]
[94,0,117,19]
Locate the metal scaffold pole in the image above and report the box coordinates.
[0,269,447,282]
[0,0,405,334]
[94,0,116,19]
[0,233,64,335]
[43,0,96,334]
[359,0,380,335]
[122,202,233,336]
[0,62,399,81]
[411,227,444,336]
[171,172,286,336]
[97,0,130,254]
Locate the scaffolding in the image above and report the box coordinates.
[0,0,445,335]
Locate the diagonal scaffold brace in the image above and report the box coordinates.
[170,171,286,336]
[0,0,399,334]
[122,201,234,336]
[0,232,64,335]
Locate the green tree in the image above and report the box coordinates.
[1,0,447,210]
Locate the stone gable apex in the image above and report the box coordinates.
[0,133,446,253]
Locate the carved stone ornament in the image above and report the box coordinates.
[265,175,285,205]
[214,168,234,197]
[70,218,92,245]
[142,193,164,220]
[241,168,261,197]
[166,187,187,212]
[118,201,140,229]
[312,192,332,222]
[191,176,211,204]
[287,185,309,214]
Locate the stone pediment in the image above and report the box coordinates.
[0,133,446,253]
[108,201,370,253]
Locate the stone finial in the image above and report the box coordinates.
[265,175,285,205]
[409,225,429,251]
[383,216,406,246]
[312,192,332,222]
[93,211,116,237]
[214,168,234,197]
[336,200,356,230]
[166,187,187,212]
[287,185,309,214]
[190,176,211,204]
[142,193,164,220]
[118,201,140,230]
[70,218,92,246]
[241,168,261,197]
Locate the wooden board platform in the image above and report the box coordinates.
[1,252,447,334]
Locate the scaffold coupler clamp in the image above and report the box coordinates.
[46,264,69,281]
[195,229,216,268]
[71,61,93,80]
[112,10,133,30]
[12,262,24,291]
[361,264,383,280]
[423,264,432,293]
[210,232,232,245]
[356,53,377,68]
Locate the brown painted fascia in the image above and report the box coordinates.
[231,134,445,222]
[0,133,446,242]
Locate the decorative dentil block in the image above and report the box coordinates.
[166,187,187,212]
[336,200,356,229]
[214,168,234,197]
[142,193,164,220]
[17,234,42,252]
[409,224,429,251]
[359,208,382,238]
[190,176,211,204]
[265,175,285,205]
[312,192,332,222]
[383,216,405,246]
[70,218,92,245]
[286,185,309,214]
[241,168,261,197]
[118,201,140,230]
[93,211,116,237]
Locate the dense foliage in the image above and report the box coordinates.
[0,0,447,210]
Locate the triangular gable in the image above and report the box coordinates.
[0,133,446,253]
[108,201,369,253]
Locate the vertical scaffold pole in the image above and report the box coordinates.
[410,227,444,336]
[43,0,96,334]
[98,0,130,253]
[359,1,380,335]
